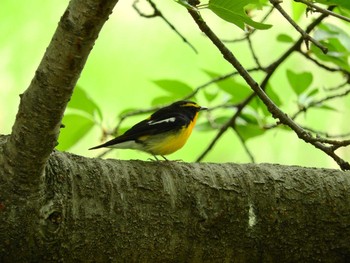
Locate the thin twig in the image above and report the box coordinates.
[182,67,261,100]
[233,127,256,163]
[197,8,333,162]
[298,50,350,74]
[197,94,254,161]
[247,35,263,69]
[270,0,328,53]
[294,0,350,23]
[291,87,350,120]
[133,0,198,53]
[323,77,350,92]
[302,126,350,139]
[187,5,350,170]
[222,6,275,43]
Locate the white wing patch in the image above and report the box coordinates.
[148,117,176,125]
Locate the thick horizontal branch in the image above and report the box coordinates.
[1,151,350,261]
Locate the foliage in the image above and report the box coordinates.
[38,0,350,168]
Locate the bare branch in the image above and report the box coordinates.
[233,127,256,163]
[187,5,350,170]
[290,86,350,121]
[298,50,350,74]
[133,0,198,53]
[196,8,333,162]
[295,0,350,23]
[270,0,328,53]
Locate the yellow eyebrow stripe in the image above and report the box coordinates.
[180,102,200,108]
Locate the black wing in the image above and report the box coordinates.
[89,112,189,150]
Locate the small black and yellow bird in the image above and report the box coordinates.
[89,100,207,159]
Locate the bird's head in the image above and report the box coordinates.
[170,100,207,112]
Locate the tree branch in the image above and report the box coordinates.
[2,151,350,261]
[295,0,350,23]
[269,0,328,53]
[187,6,350,170]
[3,0,120,191]
[196,7,333,162]
[133,0,197,53]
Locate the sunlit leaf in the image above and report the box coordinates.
[314,0,350,10]
[118,108,140,117]
[239,112,259,125]
[195,116,232,131]
[152,79,193,97]
[306,88,319,97]
[291,1,307,21]
[250,84,282,117]
[311,23,350,71]
[151,96,175,106]
[57,114,94,151]
[195,121,212,131]
[286,70,313,95]
[316,104,338,111]
[277,34,294,43]
[208,0,272,30]
[68,86,103,120]
[266,84,282,107]
[203,70,252,103]
[235,123,265,141]
[203,89,218,102]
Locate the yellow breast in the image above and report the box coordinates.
[146,114,199,156]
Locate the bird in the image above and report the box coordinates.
[89,100,207,160]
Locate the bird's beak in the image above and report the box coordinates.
[200,106,208,111]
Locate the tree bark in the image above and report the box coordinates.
[3,0,119,193]
[2,0,350,262]
[1,146,349,262]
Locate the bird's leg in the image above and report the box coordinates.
[148,155,160,161]
[161,155,169,161]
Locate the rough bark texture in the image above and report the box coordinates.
[3,0,119,192]
[1,143,350,262]
[2,0,350,261]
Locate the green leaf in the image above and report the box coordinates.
[291,1,307,21]
[68,86,103,120]
[286,70,313,95]
[239,112,259,125]
[298,88,319,108]
[195,121,212,132]
[266,84,282,107]
[118,108,140,118]
[254,84,282,116]
[57,114,94,151]
[235,123,265,141]
[337,6,350,18]
[314,0,350,10]
[208,0,272,30]
[151,96,175,106]
[312,23,350,71]
[277,34,294,43]
[203,70,252,103]
[317,104,338,111]
[195,116,232,131]
[152,79,193,97]
[306,88,319,98]
[310,41,350,71]
[203,89,218,102]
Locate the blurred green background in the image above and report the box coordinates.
[1,0,349,168]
